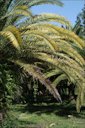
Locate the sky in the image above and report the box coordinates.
[31,0,84,26]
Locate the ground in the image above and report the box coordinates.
[1,103,85,128]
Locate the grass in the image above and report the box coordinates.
[1,103,85,128]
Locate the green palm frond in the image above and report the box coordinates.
[76,86,85,113]
[53,74,68,86]
[44,69,62,78]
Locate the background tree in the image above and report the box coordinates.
[73,2,85,39]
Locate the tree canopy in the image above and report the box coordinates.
[0,0,85,113]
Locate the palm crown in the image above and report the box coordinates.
[0,0,85,113]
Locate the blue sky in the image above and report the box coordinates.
[31,0,84,26]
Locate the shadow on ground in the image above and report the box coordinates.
[19,103,85,118]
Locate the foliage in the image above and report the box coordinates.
[0,0,64,112]
[0,0,85,113]
[73,3,85,39]
[1,113,19,128]
[0,63,22,111]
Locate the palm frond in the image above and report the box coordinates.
[21,23,85,49]
[34,24,85,48]
[22,25,84,65]
[14,60,62,102]
[4,25,22,44]
[0,6,32,21]
[35,52,85,83]
[53,74,68,85]
[15,5,29,10]
[76,86,85,113]
[55,40,85,66]
[23,30,59,52]
[44,69,62,78]
[55,52,84,73]
[14,0,63,7]
[28,0,63,7]
[19,13,72,29]
[0,30,20,50]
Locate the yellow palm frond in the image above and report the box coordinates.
[22,25,84,65]
[4,25,22,44]
[0,30,20,50]
[35,52,85,82]
[23,30,59,52]
[55,40,85,66]
[15,5,28,10]
[28,0,63,7]
[32,24,85,48]
[0,6,32,20]
[27,13,72,29]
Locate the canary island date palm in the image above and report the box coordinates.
[0,0,64,108]
[0,0,85,113]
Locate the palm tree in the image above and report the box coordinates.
[0,0,64,111]
[0,0,85,113]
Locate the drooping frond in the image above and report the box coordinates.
[31,24,85,48]
[0,5,32,21]
[14,60,62,102]
[21,23,85,49]
[28,0,63,7]
[44,68,62,78]
[14,0,63,8]
[4,25,22,44]
[55,52,84,73]
[53,74,68,86]
[76,85,85,113]
[0,0,85,113]
[0,30,20,50]
[19,13,72,29]
[35,52,85,83]
[21,25,84,65]
[35,52,85,112]
[23,30,59,52]
[55,40,85,66]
